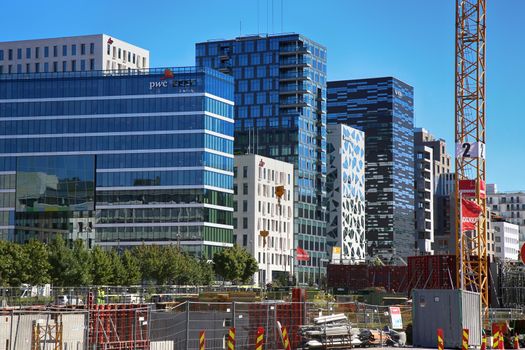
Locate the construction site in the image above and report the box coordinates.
[2,0,525,349]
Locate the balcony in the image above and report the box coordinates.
[279,45,310,55]
[279,71,310,82]
[279,57,311,68]
[279,83,310,95]
[279,97,308,108]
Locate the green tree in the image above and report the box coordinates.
[90,246,113,285]
[109,250,126,285]
[0,241,29,286]
[197,258,215,285]
[23,240,51,285]
[71,239,92,286]
[48,236,76,286]
[121,250,141,285]
[213,245,258,284]
[134,244,164,284]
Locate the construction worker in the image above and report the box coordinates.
[97,288,105,305]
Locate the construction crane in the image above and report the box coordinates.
[454,0,488,315]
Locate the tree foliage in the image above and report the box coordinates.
[0,238,238,286]
[213,245,258,284]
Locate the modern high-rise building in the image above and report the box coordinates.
[327,77,415,259]
[0,34,149,74]
[413,128,453,255]
[233,154,294,286]
[196,34,328,283]
[326,123,365,263]
[487,185,525,244]
[0,67,234,258]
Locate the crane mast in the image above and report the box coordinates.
[455,0,488,313]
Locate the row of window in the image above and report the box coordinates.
[96,170,232,189]
[0,43,95,62]
[0,134,233,154]
[0,97,233,119]
[0,114,233,138]
[96,189,232,208]
[97,207,231,225]
[105,44,146,68]
[0,59,96,74]
[97,151,233,172]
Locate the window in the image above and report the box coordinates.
[71,60,76,71]
[107,44,111,55]
[43,62,49,72]
[26,47,31,59]
[81,43,86,55]
[8,65,12,73]
[243,235,248,246]
[132,53,136,63]
[34,62,39,73]
[53,61,58,72]
[25,63,30,73]
[71,44,76,56]
[89,59,95,70]
[128,52,131,62]
[44,46,49,58]
[17,48,22,59]
[0,49,4,61]
[62,45,67,56]
[233,167,238,177]
[8,49,13,60]
[53,46,58,57]
[35,47,40,59]
[243,166,248,178]
[80,59,86,71]
[243,183,248,195]
[0,66,2,74]
[118,48,121,59]
[243,217,248,229]
[90,43,95,54]
[62,61,67,71]
[243,200,248,212]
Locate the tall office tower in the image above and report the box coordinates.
[434,172,455,254]
[487,185,525,243]
[326,124,365,264]
[327,77,415,259]
[0,35,149,74]
[196,34,328,283]
[233,154,294,286]
[413,128,453,255]
[0,67,234,258]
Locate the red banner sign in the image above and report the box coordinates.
[462,199,482,231]
[459,179,486,199]
[296,247,310,261]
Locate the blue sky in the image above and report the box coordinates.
[1,0,523,191]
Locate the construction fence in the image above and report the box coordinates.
[0,301,412,350]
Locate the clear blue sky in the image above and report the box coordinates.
[1,0,523,191]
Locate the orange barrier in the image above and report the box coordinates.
[199,330,205,350]
[281,325,291,350]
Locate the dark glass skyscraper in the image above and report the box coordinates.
[0,67,234,258]
[327,77,415,258]
[196,34,327,283]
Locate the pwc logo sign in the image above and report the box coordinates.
[149,69,174,90]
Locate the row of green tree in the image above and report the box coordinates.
[0,237,258,287]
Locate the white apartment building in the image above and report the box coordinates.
[326,124,366,263]
[0,34,149,74]
[414,144,434,254]
[492,217,520,261]
[233,154,294,287]
[487,185,525,243]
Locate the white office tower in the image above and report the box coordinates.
[0,34,149,74]
[326,124,366,264]
[233,154,294,286]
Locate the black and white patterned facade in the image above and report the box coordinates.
[326,124,366,263]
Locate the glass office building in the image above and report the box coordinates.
[327,77,415,258]
[196,34,327,284]
[0,67,234,258]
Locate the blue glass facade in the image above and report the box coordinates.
[327,77,415,258]
[0,67,234,258]
[196,34,327,283]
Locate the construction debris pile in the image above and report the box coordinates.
[298,314,406,349]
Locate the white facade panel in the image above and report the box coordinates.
[326,124,366,264]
